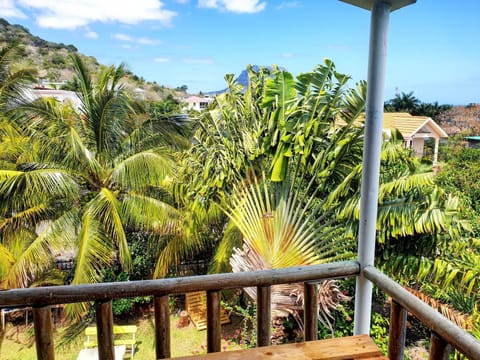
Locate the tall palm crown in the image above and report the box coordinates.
[0,54,181,305]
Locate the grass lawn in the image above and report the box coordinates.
[0,315,243,359]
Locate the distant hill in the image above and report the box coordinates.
[0,18,182,101]
[437,104,480,136]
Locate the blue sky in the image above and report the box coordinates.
[2,0,479,104]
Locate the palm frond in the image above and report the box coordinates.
[0,44,36,111]
[406,288,472,330]
[85,188,131,271]
[71,213,112,286]
[30,268,66,287]
[0,204,50,232]
[67,212,113,319]
[66,126,104,177]
[3,210,78,288]
[209,221,243,273]
[153,232,206,278]
[111,151,173,190]
[0,168,78,209]
[121,193,182,233]
[0,243,16,284]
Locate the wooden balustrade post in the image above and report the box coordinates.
[304,282,318,341]
[388,300,407,360]
[154,295,171,359]
[429,332,451,360]
[257,285,271,347]
[207,290,221,353]
[95,300,114,360]
[33,305,55,360]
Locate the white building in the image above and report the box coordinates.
[24,87,82,110]
[184,95,214,111]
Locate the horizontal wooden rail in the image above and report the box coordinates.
[4,261,480,360]
[0,261,360,308]
[1,261,359,360]
[363,265,480,360]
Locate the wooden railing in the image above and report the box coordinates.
[1,261,479,360]
[364,266,480,360]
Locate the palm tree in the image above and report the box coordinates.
[0,44,50,288]
[224,171,350,330]
[0,55,184,316]
[385,91,420,113]
[413,101,452,119]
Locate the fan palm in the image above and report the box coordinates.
[0,54,184,312]
[224,171,351,328]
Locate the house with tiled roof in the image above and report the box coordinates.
[336,112,448,163]
[382,112,448,163]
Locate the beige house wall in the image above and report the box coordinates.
[412,137,425,158]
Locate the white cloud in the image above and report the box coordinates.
[199,0,217,8]
[113,33,133,42]
[198,0,266,13]
[276,1,301,10]
[182,58,214,64]
[154,57,170,62]
[85,31,98,39]
[281,52,294,59]
[14,0,177,29]
[0,0,27,18]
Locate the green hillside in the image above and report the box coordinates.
[0,18,183,100]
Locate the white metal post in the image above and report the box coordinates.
[434,137,440,164]
[353,1,391,335]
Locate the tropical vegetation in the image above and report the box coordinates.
[0,49,188,318]
[385,91,452,120]
[157,62,472,337]
[0,39,478,351]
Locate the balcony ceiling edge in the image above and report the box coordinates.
[339,0,416,11]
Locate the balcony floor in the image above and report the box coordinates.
[171,335,387,360]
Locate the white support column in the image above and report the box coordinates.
[433,137,439,164]
[354,1,391,336]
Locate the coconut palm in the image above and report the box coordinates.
[0,55,184,312]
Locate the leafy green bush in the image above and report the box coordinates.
[222,298,257,347]
[370,312,389,354]
[112,298,134,316]
[128,232,157,280]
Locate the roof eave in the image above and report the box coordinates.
[411,118,449,139]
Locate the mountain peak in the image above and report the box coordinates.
[206,65,287,96]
